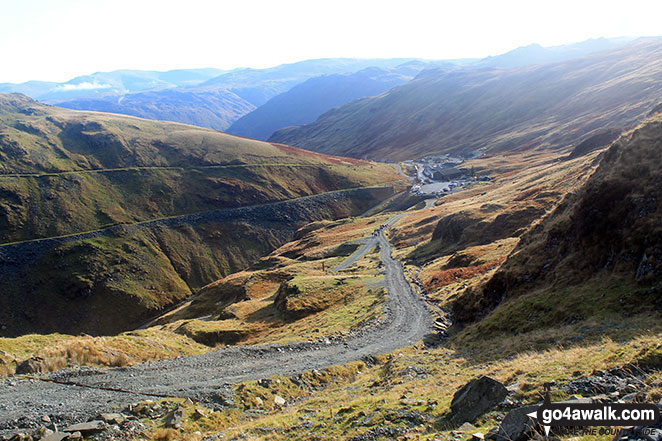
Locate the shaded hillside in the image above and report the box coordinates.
[270,39,662,160]
[452,112,662,329]
[566,127,623,159]
[227,66,420,140]
[0,186,394,337]
[0,93,401,244]
[56,88,255,131]
[0,94,403,336]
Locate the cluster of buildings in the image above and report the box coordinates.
[404,154,492,197]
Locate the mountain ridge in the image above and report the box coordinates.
[269,40,662,160]
[226,66,423,140]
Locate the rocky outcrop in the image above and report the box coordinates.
[495,405,540,441]
[450,376,508,423]
[566,127,623,159]
[15,357,46,375]
[431,206,545,252]
[452,114,662,325]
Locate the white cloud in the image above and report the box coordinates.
[55,81,113,91]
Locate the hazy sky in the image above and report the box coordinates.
[1,0,661,83]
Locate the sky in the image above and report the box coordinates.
[1,0,661,83]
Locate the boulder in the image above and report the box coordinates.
[165,408,184,429]
[39,433,69,441]
[274,395,286,406]
[450,376,508,423]
[496,405,540,441]
[98,413,125,425]
[63,421,105,434]
[458,422,477,432]
[15,357,46,374]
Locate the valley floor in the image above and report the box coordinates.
[3,141,662,441]
[0,221,433,435]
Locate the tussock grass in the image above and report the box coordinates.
[0,329,206,376]
[138,322,662,440]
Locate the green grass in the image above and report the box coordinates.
[0,94,403,244]
[459,277,658,340]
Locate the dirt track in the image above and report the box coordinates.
[332,213,406,272]
[0,215,433,435]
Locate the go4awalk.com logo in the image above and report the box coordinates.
[527,387,660,437]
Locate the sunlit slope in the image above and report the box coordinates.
[453,111,662,335]
[0,93,400,243]
[271,39,662,160]
[0,93,403,336]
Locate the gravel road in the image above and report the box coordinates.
[332,213,406,272]
[0,215,433,435]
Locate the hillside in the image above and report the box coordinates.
[270,39,662,160]
[452,111,662,333]
[197,58,427,107]
[227,66,420,140]
[55,88,256,131]
[3,113,662,441]
[4,132,662,441]
[473,37,631,68]
[0,93,403,336]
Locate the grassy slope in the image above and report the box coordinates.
[0,93,404,336]
[270,39,662,160]
[55,88,256,132]
[0,143,596,364]
[149,213,393,346]
[0,214,392,373]
[0,93,400,243]
[452,112,662,337]
[3,189,394,336]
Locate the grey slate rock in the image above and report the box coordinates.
[63,421,105,434]
[450,375,508,423]
[165,408,184,429]
[39,433,69,441]
[496,405,540,441]
[15,357,46,375]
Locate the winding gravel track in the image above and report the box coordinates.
[332,213,406,272]
[0,214,432,434]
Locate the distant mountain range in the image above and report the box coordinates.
[1,59,430,131]
[0,68,226,102]
[0,38,635,134]
[226,64,431,140]
[195,58,434,107]
[270,38,662,160]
